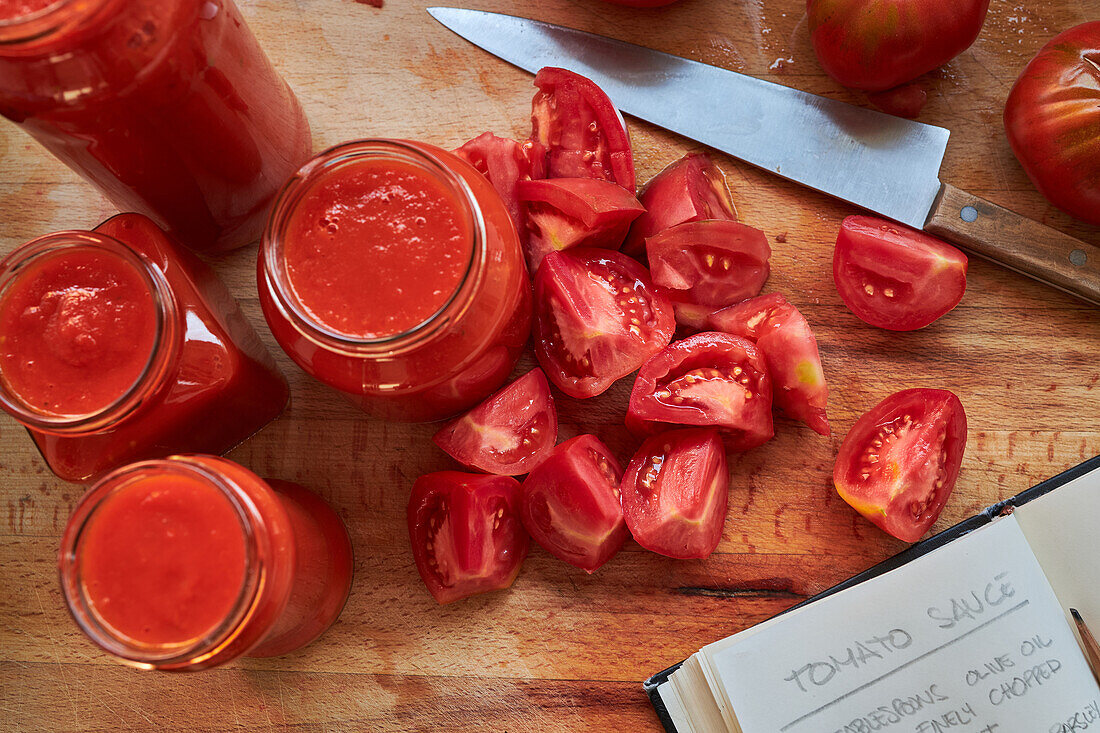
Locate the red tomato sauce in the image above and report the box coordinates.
[78,470,247,645]
[0,0,56,20]
[284,157,472,338]
[0,248,157,416]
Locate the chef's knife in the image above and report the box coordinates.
[428,7,1100,306]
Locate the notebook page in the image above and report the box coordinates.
[705,515,1100,732]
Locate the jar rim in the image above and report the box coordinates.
[260,138,489,357]
[0,230,179,434]
[0,0,115,48]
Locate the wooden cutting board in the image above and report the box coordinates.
[2,1,1099,730]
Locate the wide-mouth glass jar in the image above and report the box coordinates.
[259,139,532,422]
[0,213,289,482]
[59,454,353,670]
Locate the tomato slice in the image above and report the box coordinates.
[622,152,737,259]
[530,67,635,192]
[534,247,675,399]
[516,177,645,272]
[647,220,771,328]
[620,428,729,559]
[833,215,968,331]
[834,389,967,543]
[710,293,830,436]
[520,434,628,572]
[454,132,546,240]
[432,369,557,476]
[627,332,774,451]
[407,471,529,604]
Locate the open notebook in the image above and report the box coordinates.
[646,456,1100,733]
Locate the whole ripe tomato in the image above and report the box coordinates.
[408,472,529,604]
[807,0,990,91]
[1004,22,1100,226]
[834,389,967,542]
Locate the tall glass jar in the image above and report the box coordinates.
[258,139,532,422]
[0,0,312,251]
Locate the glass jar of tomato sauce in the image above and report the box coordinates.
[59,454,353,670]
[258,139,532,422]
[0,213,289,482]
[0,0,312,252]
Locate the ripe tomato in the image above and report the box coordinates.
[620,428,728,559]
[627,332,773,451]
[433,369,557,476]
[710,294,830,436]
[407,471,529,604]
[453,132,546,239]
[531,67,635,193]
[834,389,967,542]
[516,177,645,272]
[1004,22,1100,225]
[520,434,627,572]
[534,248,675,399]
[833,215,967,331]
[647,220,771,329]
[622,152,737,259]
[807,0,990,91]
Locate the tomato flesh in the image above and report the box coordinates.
[408,471,529,604]
[433,369,557,476]
[834,389,967,543]
[516,177,644,272]
[623,152,737,259]
[453,132,546,240]
[627,332,774,451]
[534,248,675,399]
[834,215,967,331]
[710,293,830,436]
[520,434,627,573]
[621,428,728,559]
[531,67,635,192]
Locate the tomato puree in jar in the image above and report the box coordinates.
[0,0,57,19]
[283,157,473,338]
[0,248,157,417]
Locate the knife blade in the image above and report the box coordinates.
[428,7,1100,306]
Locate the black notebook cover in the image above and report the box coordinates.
[642,453,1100,733]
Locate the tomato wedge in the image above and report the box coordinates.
[621,428,728,559]
[454,132,546,240]
[627,332,774,451]
[647,220,771,329]
[516,177,645,272]
[534,248,675,399]
[834,389,967,543]
[622,152,737,259]
[710,294,830,436]
[520,434,627,572]
[432,369,557,476]
[407,471,529,604]
[531,67,635,192]
[833,215,968,331]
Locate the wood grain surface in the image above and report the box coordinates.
[2,1,1099,731]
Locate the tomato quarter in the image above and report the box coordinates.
[834,389,967,543]
[408,471,529,604]
[454,132,546,240]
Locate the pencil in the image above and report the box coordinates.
[1070,608,1100,684]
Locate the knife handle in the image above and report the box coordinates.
[925,184,1100,306]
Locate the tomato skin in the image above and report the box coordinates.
[520,435,628,573]
[531,67,635,193]
[621,428,729,559]
[534,248,675,399]
[627,332,774,452]
[710,294,830,436]
[833,215,967,331]
[453,132,546,240]
[1004,22,1100,226]
[432,369,558,476]
[834,389,967,543]
[623,153,737,259]
[807,0,990,91]
[408,472,529,604]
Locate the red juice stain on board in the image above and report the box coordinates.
[355,0,383,7]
